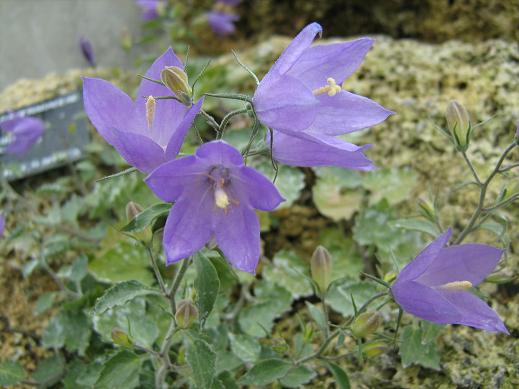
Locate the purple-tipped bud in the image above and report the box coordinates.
[160,66,192,106]
[175,299,198,328]
[126,201,144,221]
[311,245,332,294]
[446,101,471,151]
[111,327,133,347]
[0,214,5,237]
[351,311,381,338]
[361,340,387,358]
[79,36,96,68]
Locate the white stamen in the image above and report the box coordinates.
[146,96,156,129]
[312,77,342,96]
[437,280,473,291]
[214,187,230,209]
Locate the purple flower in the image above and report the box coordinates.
[145,140,284,273]
[0,116,45,156]
[207,11,239,37]
[83,48,203,173]
[391,229,508,334]
[79,36,96,67]
[136,0,163,21]
[253,23,392,170]
[0,214,4,237]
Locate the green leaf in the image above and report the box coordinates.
[95,351,143,389]
[213,371,239,389]
[228,333,261,364]
[0,360,26,386]
[254,162,305,209]
[121,203,171,232]
[319,228,364,280]
[280,365,316,388]
[42,309,91,355]
[32,353,65,387]
[326,362,350,389]
[195,252,221,327]
[363,168,417,206]
[186,332,217,389]
[33,292,56,316]
[94,280,156,314]
[238,359,292,386]
[399,325,441,370]
[305,302,327,333]
[326,279,379,316]
[390,218,440,237]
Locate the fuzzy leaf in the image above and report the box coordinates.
[238,359,292,386]
[195,252,221,327]
[94,280,156,314]
[0,361,26,386]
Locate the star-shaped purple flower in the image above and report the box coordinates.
[83,48,203,173]
[207,11,239,37]
[136,0,163,21]
[391,229,508,334]
[0,116,45,156]
[145,140,284,273]
[253,22,392,170]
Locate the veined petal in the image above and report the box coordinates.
[214,205,260,273]
[416,244,504,287]
[287,38,374,90]
[196,140,244,167]
[232,166,284,211]
[395,229,452,284]
[162,192,214,265]
[165,97,204,159]
[308,90,393,136]
[82,77,137,144]
[271,131,374,170]
[145,155,207,202]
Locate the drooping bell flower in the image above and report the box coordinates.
[0,116,45,156]
[83,48,203,173]
[136,0,164,21]
[79,36,96,67]
[207,11,239,37]
[391,229,508,334]
[145,141,284,273]
[253,23,392,170]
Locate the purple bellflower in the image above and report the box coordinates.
[136,0,163,21]
[0,214,4,237]
[391,229,508,334]
[253,23,392,170]
[83,48,203,173]
[0,116,45,156]
[79,36,96,67]
[207,11,239,37]
[145,140,284,273]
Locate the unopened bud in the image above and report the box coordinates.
[361,340,387,358]
[418,198,436,222]
[351,312,381,338]
[446,101,471,151]
[175,299,198,328]
[383,271,396,284]
[160,66,192,106]
[311,246,332,294]
[146,96,156,129]
[112,327,133,347]
[126,201,144,221]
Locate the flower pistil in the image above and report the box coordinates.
[312,77,342,97]
[437,280,473,291]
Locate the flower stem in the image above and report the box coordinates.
[204,92,253,103]
[461,151,482,185]
[218,108,248,138]
[145,243,167,296]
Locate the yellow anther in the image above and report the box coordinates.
[214,187,230,209]
[313,77,342,97]
[145,96,156,129]
[437,280,473,291]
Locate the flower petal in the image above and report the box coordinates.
[196,140,244,167]
[308,90,393,136]
[395,229,452,284]
[82,77,137,144]
[145,155,206,202]
[165,97,204,159]
[271,131,374,170]
[232,166,284,211]
[162,191,214,265]
[2,117,45,156]
[416,244,504,287]
[214,205,260,273]
[287,38,374,90]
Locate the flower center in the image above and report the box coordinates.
[437,280,473,291]
[214,186,230,209]
[312,78,342,97]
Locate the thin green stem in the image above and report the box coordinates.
[483,193,519,212]
[145,244,167,296]
[204,92,253,103]
[499,162,519,173]
[461,151,482,185]
[219,108,248,138]
[199,109,220,133]
[231,50,260,85]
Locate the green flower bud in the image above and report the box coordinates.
[126,201,144,221]
[160,66,192,106]
[111,327,133,348]
[417,198,436,223]
[361,340,387,358]
[351,311,381,338]
[175,299,198,329]
[383,271,397,284]
[446,100,471,151]
[311,245,332,294]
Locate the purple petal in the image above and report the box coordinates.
[0,214,5,237]
[394,229,452,284]
[195,140,244,167]
[207,11,239,36]
[162,193,214,265]
[136,0,161,20]
[442,291,509,334]
[232,166,284,211]
[308,90,394,136]
[165,98,204,159]
[136,47,184,100]
[416,244,504,287]
[287,38,374,90]
[145,155,206,202]
[254,73,317,133]
[214,205,260,273]
[271,131,374,170]
[1,117,45,156]
[82,77,138,144]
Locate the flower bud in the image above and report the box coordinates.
[418,198,436,223]
[112,327,133,348]
[351,312,381,338]
[160,66,192,106]
[361,340,387,358]
[126,201,144,221]
[383,271,396,284]
[311,245,332,294]
[446,101,471,151]
[175,299,198,328]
